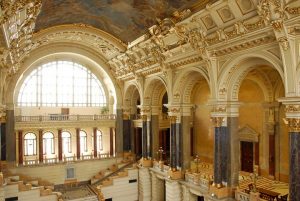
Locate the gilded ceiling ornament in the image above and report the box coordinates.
[187,28,207,54]
[1,0,42,74]
[277,37,290,51]
[234,21,248,35]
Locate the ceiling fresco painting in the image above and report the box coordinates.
[35,0,200,43]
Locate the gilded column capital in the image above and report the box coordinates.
[286,118,300,132]
[169,116,177,124]
[211,117,225,127]
[141,115,148,121]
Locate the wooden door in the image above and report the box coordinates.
[241,141,254,173]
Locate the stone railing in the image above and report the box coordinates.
[15,114,116,122]
[22,153,112,167]
[185,172,211,190]
[235,189,251,201]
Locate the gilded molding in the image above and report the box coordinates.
[285,105,300,112]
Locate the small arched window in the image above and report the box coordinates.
[24,133,37,156]
[43,132,54,155]
[96,130,103,152]
[80,131,87,153]
[62,131,71,154]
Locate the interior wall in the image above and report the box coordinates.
[239,79,264,135]
[238,78,289,182]
[10,157,123,185]
[192,81,213,163]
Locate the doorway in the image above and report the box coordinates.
[241,141,254,173]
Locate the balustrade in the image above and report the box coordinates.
[21,152,112,167]
[15,114,116,122]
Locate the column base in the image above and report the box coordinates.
[167,169,182,180]
[209,185,234,199]
[141,158,153,167]
[249,191,260,201]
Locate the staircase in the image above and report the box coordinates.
[91,152,138,201]
[0,161,60,201]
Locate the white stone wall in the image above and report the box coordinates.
[138,167,151,201]
[101,168,138,201]
[9,157,122,185]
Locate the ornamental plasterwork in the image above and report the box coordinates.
[110,0,299,81]
[238,125,259,142]
[33,25,123,60]
[277,37,290,51]
[0,0,42,74]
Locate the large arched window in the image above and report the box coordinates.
[24,133,37,156]
[17,61,106,107]
[96,130,103,152]
[80,130,87,153]
[43,132,54,155]
[62,131,71,154]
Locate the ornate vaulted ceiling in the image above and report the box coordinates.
[35,0,207,43]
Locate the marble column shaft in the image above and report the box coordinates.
[226,117,239,187]
[18,130,23,165]
[170,121,177,169]
[38,130,43,163]
[58,129,62,161]
[214,126,223,185]
[151,115,159,160]
[147,120,152,158]
[93,128,97,157]
[123,119,131,151]
[289,132,300,201]
[213,117,238,187]
[0,123,5,161]
[142,118,148,158]
[175,122,182,168]
[109,127,114,156]
[6,110,15,162]
[115,109,123,155]
[76,128,80,159]
[181,116,191,170]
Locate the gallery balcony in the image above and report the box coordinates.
[15,114,116,129]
